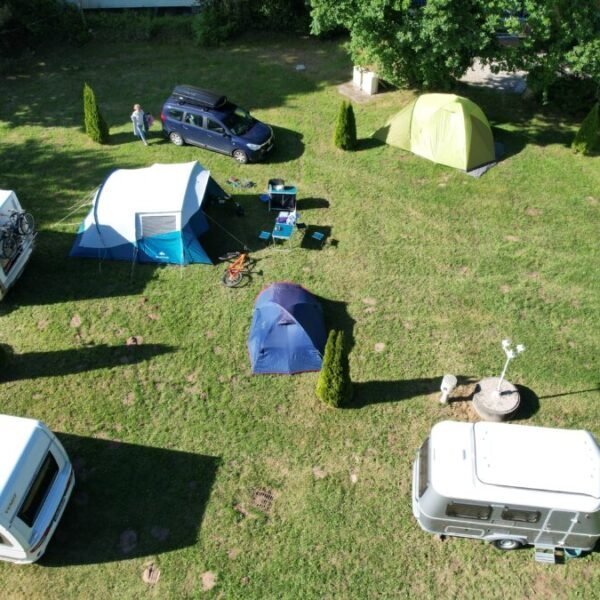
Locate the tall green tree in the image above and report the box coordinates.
[572,102,600,155]
[494,1,600,102]
[309,1,600,93]
[316,330,352,408]
[83,83,109,145]
[333,101,357,150]
[311,0,500,89]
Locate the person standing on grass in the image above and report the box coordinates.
[131,103,148,146]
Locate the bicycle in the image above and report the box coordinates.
[0,227,18,260]
[218,251,257,288]
[9,210,34,236]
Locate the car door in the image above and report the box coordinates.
[203,117,234,155]
[181,112,206,147]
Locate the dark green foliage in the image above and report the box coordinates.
[192,0,310,46]
[572,103,600,155]
[83,83,109,145]
[310,1,600,92]
[333,101,356,150]
[316,330,352,408]
[0,0,89,57]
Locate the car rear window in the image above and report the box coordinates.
[166,108,184,121]
[17,452,59,527]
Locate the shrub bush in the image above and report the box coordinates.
[572,103,600,155]
[191,4,236,47]
[83,83,109,144]
[333,101,357,151]
[316,330,352,408]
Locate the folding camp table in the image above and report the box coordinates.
[267,181,297,212]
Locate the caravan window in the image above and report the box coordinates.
[446,502,492,521]
[17,452,59,527]
[501,508,541,523]
[418,438,429,498]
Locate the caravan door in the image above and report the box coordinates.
[136,213,182,264]
[536,510,579,547]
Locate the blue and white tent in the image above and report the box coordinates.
[248,282,327,374]
[70,161,225,264]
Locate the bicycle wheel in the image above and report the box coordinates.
[16,212,34,235]
[218,251,240,262]
[222,269,243,288]
[0,231,18,259]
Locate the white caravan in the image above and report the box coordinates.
[0,415,74,563]
[412,420,600,563]
[0,190,35,300]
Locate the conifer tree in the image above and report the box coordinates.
[83,82,109,144]
[316,330,352,407]
[572,103,600,155]
[334,101,357,150]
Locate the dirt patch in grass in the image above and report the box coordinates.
[253,488,275,513]
[142,563,160,585]
[201,571,217,591]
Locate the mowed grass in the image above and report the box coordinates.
[0,34,599,599]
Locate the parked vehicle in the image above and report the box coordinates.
[0,190,35,300]
[412,420,600,563]
[0,414,74,563]
[161,85,274,164]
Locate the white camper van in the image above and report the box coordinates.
[0,190,35,300]
[412,420,600,563]
[0,415,74,563]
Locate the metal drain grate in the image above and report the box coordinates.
[252,488,274,513]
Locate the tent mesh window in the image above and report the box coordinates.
[139,214,177,237]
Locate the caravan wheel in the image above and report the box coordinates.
[493,539,524,551]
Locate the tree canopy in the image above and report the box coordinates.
[309,0,600,94]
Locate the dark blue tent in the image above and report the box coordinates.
[248,283,326,374]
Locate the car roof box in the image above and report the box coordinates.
[172,85,227,109]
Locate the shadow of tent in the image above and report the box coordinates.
[0,230,160,312]
[512,385,540,420]
[42,435,220,566]
[0,344,173,382]
[301,225,332,250]
[347,377,442,409]
[313,294,356,351]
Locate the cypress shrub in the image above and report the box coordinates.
[316,330,352,408]
[572,103,600,155]
[83,82,109,144]
[333,101,357,150]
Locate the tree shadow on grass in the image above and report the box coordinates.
[347,375,476,409]
[43,435,220,566]
[355,137,385,152]
[0,343,173,382]
[347,377,440,409]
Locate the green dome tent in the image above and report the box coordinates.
[374,94,495,172]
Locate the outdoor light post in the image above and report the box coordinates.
[472,339,526,421]
[496,339,525,394]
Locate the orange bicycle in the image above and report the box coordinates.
[219,251,256,287]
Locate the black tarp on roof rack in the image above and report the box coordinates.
[172,85,227,109]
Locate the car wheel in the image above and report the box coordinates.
[232,149,248,164]
[169,132,184,146]
[493,539,524,551]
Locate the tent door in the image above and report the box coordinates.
[136,212,180,263]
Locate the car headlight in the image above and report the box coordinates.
[246,143,261,151]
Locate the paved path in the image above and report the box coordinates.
[459,59,527,94]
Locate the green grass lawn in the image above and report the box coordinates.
[0,34,599,599]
